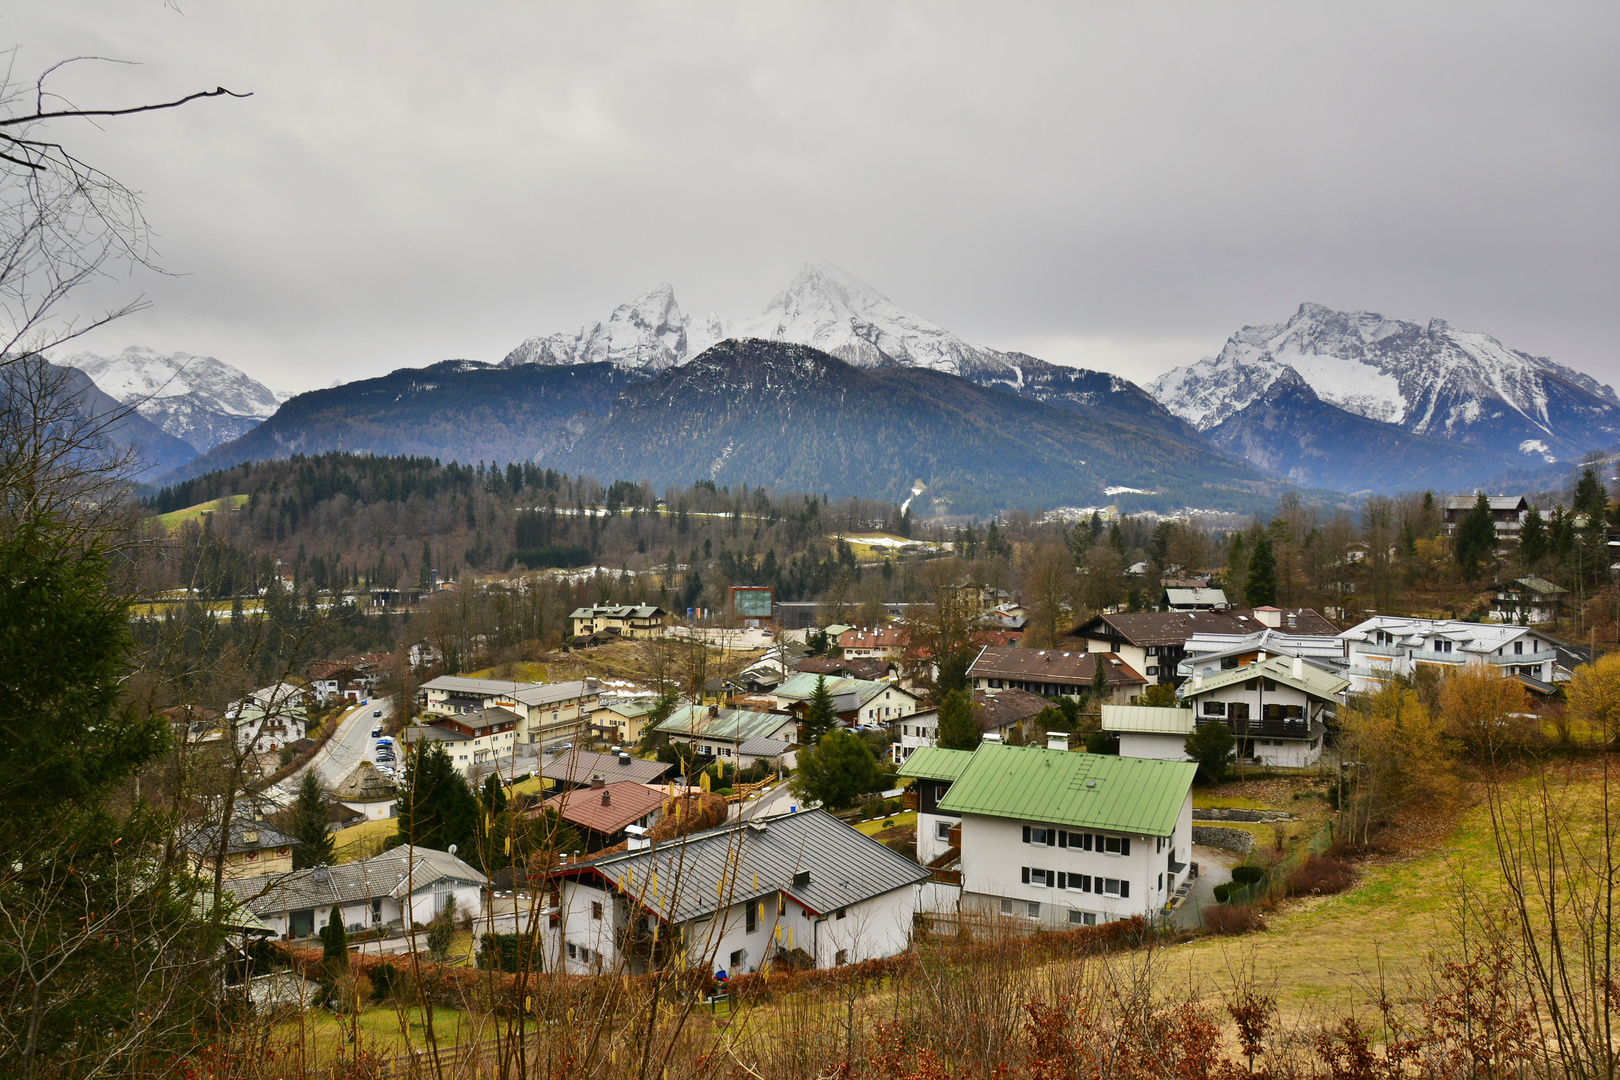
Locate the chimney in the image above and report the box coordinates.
[1047,733,1070,752]
[242,829,259,846]
[793,870,811,888]
[1253,607,1282,628]
[601,789,612,807]
[1292,655,1304,680]
[590,774,605,789]
[708,704,719,718]
[618,751,631,766]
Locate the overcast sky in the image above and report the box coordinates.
[11,3,1620,394]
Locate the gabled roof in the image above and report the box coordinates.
[837,625,910,649]
[569,605,666,619]
[737,735,793,757]
[544,782,669,836]
[227,845,487,914]
[1075,608,1339,645]
[184,819,299,857]
[1163,587,1228,608]
[1182,655,1350,700]
[656,706,796,743]
[967,647,1146,687]
[540,748,673,787]
[1443,495,1529,512]
[1505,576,1568,597]
[420,675,537,697]
[512,681,599,707]
[772,673,911,707]
[897,746,975,783]
[570,808,928,923]
[935,743,1194,836]
[1101,704,1197,736]
[975,687,1051,732]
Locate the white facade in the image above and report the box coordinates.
[544,868,918,976]
[1117,732,1191,761]
[915,808,957,866]
[893,708,939,763]
[1340,616,1560,692]
[1186,681,1326,767]
[957,798,1193,928]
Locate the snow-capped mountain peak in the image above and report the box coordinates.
[1147,303,1620,463]
[58,346,281,454]
[502,283,726,373]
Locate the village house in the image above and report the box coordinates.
[967,647,1147,704]
[735,736,797,772]
[1339,615,1564,692]
[226,845,487,940]
[331,760,399,821]
[228,685,310,756]
[1099,705,1197,761]
[837,624,910,662]
[1490,577,1569,625]
[655,704,799,763]
[406,706,522,774]
[541,777,669,853]
[769,673,920,726]
[1070,608,1339,688]
[418,675,536,717]
[185,819,300,881]
[511,681,602,748]
[792,656,898,682]
[544,809,929,976]
[591,699,657,747]
[1178,655,1349,768]
[1177,627,1349,681]
[1442,495,1530,544]
[892,687,1052,762]
[900,742,1196,928]
[569,604,669,640]
[1161,586,1228,611]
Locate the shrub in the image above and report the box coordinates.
[1230,865,1266,885]
[1203,903,1266,936]
[372,962,400,1000]
[1212,882,1231,904]
[1286,854,1357,896]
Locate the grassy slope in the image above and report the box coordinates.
[153,492,250,529]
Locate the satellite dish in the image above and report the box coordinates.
[448,844,457,855]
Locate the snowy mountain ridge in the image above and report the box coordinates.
[59,346,282,454]
[502,262,1034,380]
[1147,303,1620,464]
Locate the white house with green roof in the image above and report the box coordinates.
[1100,705,1196,761]
[901,743,1196,928]
[1178,654,1348,767]
[900,746,977,866]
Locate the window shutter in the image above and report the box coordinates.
[1022,826,1030,844]
[1095,834,1104,851]
[1057,872,1067,889]
[1121,838,1131,856]
[1058,832,1067,849]
[1047,868,1055,887]
[1083,834,1093,851]
[1120,880,1129,898]
[1022,866,1030,884]
[1046,829,1056,847]
[1082,874,1092,893]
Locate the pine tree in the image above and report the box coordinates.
[1184,721,1235,785]
[1244,533,1278,607]
[1518,504,1548,567]
[803,675,838,744]
[790,729,880,810]
[937,690,979,751]
[396,741,478,854]
[289,771,336,869]
[1455,492,1497,579]
[1091,654,1110,704]
[321,904,348,970]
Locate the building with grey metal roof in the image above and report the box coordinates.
[546,809,928,976]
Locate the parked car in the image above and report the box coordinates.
[370,726,383,739]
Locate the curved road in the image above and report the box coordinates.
[296,696,393,786]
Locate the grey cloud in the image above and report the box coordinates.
[11,2,1619,392]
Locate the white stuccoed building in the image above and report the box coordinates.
[901,742,1196,929]
[1338,616,1563,693]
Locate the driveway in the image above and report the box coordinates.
[1170,843,1243,929]
[300,696,393,787]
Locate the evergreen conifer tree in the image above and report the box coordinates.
[321,905,348,969]
[1455,492,1498,579]
[1518,504,1549,567]
[395,742,478,853]
[936,690,979,751]
[1244,533,1278,607]
[289,770,336,869]
[803,675,838,744]
[790,729,880,810]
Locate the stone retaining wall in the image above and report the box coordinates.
[1193,807,1291,823]
[1193,825,1255,854]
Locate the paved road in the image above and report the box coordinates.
[300,696,393,786]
